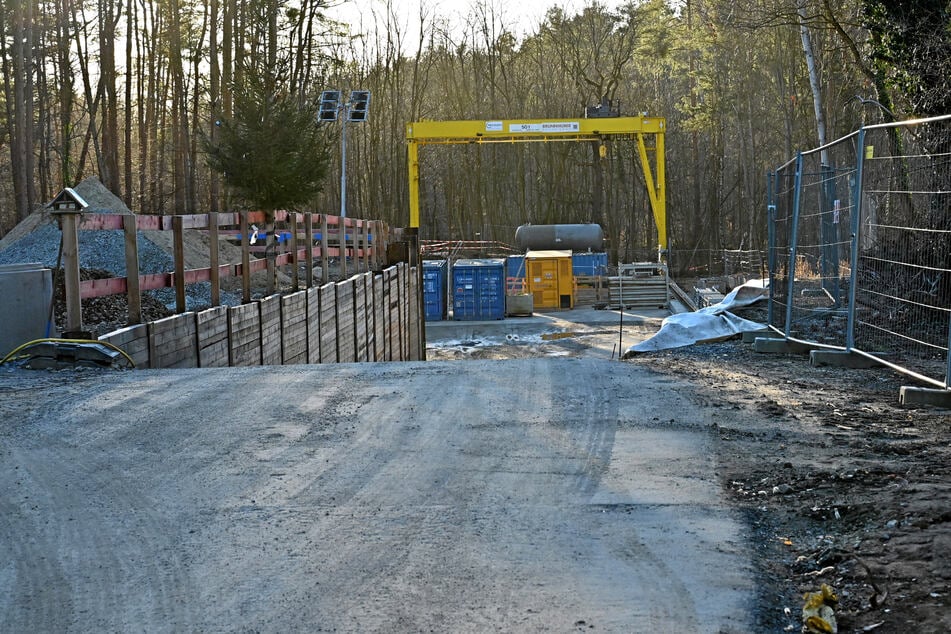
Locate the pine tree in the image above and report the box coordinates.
[204,62,330,212]
[204,60,330,292]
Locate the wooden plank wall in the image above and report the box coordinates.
[373,275,385,362]
[306,286,321,363]
[99,262,421,369]
[229,302,262,366]
[99,324,150,368]
[281,291,308,365]
[384,267,398,362]
[150,313,198,368]
[406,267,421,361]
[398,266,408,361]
[362,274,375,362]
[354,275,369,362]
[335,280,356,363]
[259,295,283,366]
[197,306,230,367]
[319,283,338,363]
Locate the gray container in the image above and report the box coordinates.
[0,263,54,356]
[515,224,604,252]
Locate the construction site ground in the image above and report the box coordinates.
[1,304,948,632]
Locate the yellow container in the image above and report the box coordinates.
[525,250,574,309]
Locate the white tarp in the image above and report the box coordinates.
[624,279,769,356]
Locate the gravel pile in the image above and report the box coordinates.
[0,177,240,315]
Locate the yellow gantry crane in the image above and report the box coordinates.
[405,116,667,253]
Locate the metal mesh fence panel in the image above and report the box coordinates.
[852,117,951,387]
[783,135,859,346]
[769,157,798,334]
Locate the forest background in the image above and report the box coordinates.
[1,0,949,271]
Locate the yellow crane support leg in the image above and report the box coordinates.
[408,141,420,228]
[636,132,667,253]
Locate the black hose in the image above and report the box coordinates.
[46,229,65,338]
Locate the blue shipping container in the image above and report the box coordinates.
[452,259,506,321]
[572,252,608,276]
[508,252,607,279]
[506,255,526,280]
[423,260,448,321]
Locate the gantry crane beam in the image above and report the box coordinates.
[405,116,667,252]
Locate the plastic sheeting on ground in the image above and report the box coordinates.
[624,279,768,356]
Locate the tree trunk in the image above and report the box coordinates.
[124,0,134,207]
[99,0,121,194]
[798,0,829,165]
[209,0,221,213]
[5,0,37,221]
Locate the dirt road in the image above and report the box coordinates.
[0,359,753,632]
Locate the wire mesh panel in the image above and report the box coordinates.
[784,137,859,346]
[722,249,766,278]
[769,157,799,334]
[852,117,951,387]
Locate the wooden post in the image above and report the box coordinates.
[265,212,276,295]
[59,210,83,334]
[340,217,348,280]
[363,221,371,272]
[375,221,382,266]
[290,212,300,291]
[304,213,314,288]
[123,214,142,324]
[173,215,186,313]
[209,212,220,306]
[368,221,377,271]
[240,212,251,303]
[320,214,329,284]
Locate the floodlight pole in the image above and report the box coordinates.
[319,89,369,277]
[339,111,349,277]
[340,111,349,220]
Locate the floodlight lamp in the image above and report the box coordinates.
[318,90,340,122]
[348,90,371,122]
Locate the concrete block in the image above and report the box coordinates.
[810,350,883,369]
[742,329,778,344]
[752,337,814,355]
[899,386,951,408]
[506,294,534,317]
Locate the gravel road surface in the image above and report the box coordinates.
[1,360,753,632]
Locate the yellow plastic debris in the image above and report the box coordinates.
[802,583,838,634]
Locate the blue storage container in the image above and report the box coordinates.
[506,255,526,281]
[422,260,448,321]
[452,259,506,321]
[572,252,608,276]
[506,254,527,293]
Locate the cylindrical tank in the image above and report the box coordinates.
[514,224,604,252]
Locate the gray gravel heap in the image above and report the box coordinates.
[0,177,239,310]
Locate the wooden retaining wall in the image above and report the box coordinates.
[99,263,422,369]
